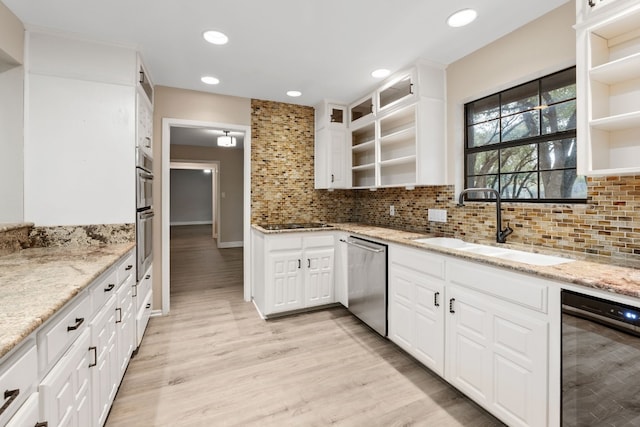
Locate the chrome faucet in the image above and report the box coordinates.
[457,188,513,243]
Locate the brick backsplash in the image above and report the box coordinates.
[250,99,355,224]
[250,98,638,261]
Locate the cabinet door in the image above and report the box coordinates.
[446,286,548,427]
[334,234,349,307]
[329,129,350,188]
[39,328,92,427]
[267,251,304,313]
[5,392,40,427]
[116,276,135,380]
[90,296,118,427]
[304,247,335,307]
[388,264,445,375]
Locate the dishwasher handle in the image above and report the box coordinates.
[340,238,385,253]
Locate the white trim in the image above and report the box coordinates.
[170,220,213,226]
[162,118,252,316]
[217,241,244,248]
[150,309,163,317]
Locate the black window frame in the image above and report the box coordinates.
[463,66,586,204]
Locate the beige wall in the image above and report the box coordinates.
[446,2,576,188]
[0,1,24,68]
[152,86,251,308]
[170,144,244,243]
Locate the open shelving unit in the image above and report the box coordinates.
[578,3,640,175]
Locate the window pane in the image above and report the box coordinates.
[467,94,499,125]
[500,172,538,199]
[501,144,537,173]
[501,111,540,141]
[468,119,500,147]
[541,68,576,104]
[467,151,499,175]
[501,81,538,115]
[542,100,576,134]
[467,175,498,190]
[539,138,577,170]
[540,170,587,199]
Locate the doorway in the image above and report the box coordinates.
[161,118,252,315]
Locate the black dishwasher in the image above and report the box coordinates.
[562,290,640,426]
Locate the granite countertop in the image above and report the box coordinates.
[0,242,135,360]
[252,222,640,301]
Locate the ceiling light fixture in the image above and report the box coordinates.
[447,9,477,27]
[201,76,220,85]
[217,130,236,147]
[286,90,302,97]
[371,69,390,78]
[203,30,229,45]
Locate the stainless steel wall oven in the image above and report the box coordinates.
[136,148,153,281]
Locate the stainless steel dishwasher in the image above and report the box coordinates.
[341,236,387,336]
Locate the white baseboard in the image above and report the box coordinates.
[218,240,244,248]
[170,221,213,226]
[150,309,163,317]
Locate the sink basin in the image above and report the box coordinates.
[412,237,574,266]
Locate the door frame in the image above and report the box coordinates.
[161,118,252,315]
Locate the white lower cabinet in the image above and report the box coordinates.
[0,342,39,426]
[388,244,551,427]
[388,245,445,376]
[115,275,135,378]
[253,231,336,316]
[39,328,92,427]
[6,392,41,427]
[134,264,153,348]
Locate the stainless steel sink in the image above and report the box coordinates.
[412,237,574,266]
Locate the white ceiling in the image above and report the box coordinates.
[4,0,569,107]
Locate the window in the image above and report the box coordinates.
[464,67,586,202]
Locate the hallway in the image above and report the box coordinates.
[106,225,504,426]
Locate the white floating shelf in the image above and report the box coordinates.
[590,111,640,131]
[352,163,375,171]
[352,141,375,152]
[590,53,640,85]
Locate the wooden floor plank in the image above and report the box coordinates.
[106,225,505,426]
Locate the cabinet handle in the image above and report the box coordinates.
[449,298,455,314]
[331,174,334,183]
[307,259,311,268]
[139,71,145,84]
[89,346,97,368]
[115,307,122,323]
[0,389,19,416]
[104,283,115,292]
[145,274,151,280]
[125,265,133,271]
[67,317,85,331]
[146,303,151,309]
[434,292,440,307]
[588,0,595,6]
[298,259,301,269]
[144,136,152,148]
[132,284,137,298]
[35,422,49,427]
[409,83,414,95]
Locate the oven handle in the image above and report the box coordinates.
[138,171,154,180]
[139,210,155,220]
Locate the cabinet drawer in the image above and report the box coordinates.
[268,236,303,251]
[37,291,91,373]
[0,344,37,426]
[5,391,39,427]
[447,260,548,313]
[390,245,445,280]
[91,269,119,314]
[136,289,153,347]
[117,251,136,285]
[135,266,152,312]
[304,234,334,248]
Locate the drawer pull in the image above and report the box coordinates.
[35,422,49,427]
[115,307,122,323]
[67,317,85,331]
[449,298,456,314]
[146,303,151,309]
[434,292,440,307]
[145,274,151,280]
[125,264,133,271]
[132,284,137,298]
[89,346,97,368]
[104,283,115,292]
[0,389,19,416]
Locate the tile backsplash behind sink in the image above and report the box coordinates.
[353,175,640,261]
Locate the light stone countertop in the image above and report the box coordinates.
[0,242,135,360]
[252,222,640,301]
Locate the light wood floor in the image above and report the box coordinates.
[106,225,505,426]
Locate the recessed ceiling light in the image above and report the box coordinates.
[201,76,220,85]
[447,9,477,27]
[203,30,229,45]
[371,69,391,78]
[287,90,302,97]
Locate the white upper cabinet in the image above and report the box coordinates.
[349,94,375,127]
[349,61,447,188]
[315,101,351,189]
[576,0,640,175]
